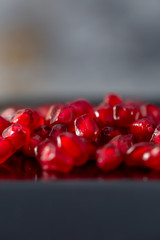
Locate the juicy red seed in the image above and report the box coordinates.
[69,99,94,117]
[94,105,113,128]
[49,124,67,143]
[110,134,134,155]
[2,123,30,150]
[143,145,160,171]
[125,142,153,167]
[151,125,160,144]
[104,93,122,107]
[0,116,10,135]
[131,118,154,142]
[34,125,51,139]
[35,139,73,173]
[74,114,100,142]
[57,132,89,166]
[49,105,76,127]
[96,143,123,171]
[141,104,160,125]
[0,139,14,164]
[11,108,44,130]
[23,134,42,157]
[113,104,140,127]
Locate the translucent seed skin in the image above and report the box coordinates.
[150,125,160,144]
[104,93,122,107]
[35,139,74,173]
[131,118,154,142]
[96,143,123,171]
[74,114,100,142]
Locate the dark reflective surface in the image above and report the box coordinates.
[1,153,160,181]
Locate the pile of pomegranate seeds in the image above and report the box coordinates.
[1,93,160,175]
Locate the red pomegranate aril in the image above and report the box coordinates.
[11,108,44,131]
[104,93,122,107]
[36,104,51,118]
[75,114,100,142]
[49,105,76,129]
[35,139,73,173]
[0,116,10,135]
[69,99,94,117]
[2,123,30,150]
[57,132,89,166]
[94,105,113,128]
[110,134,134,155]
[143,145,160,171]
[49,124,67,143]
[113,104,140,127]
[131,118,154,142]
[125,142,153,167]
[23,134,42,157]
[141,104,160,125]
[0,138,14,164]
[34,125,51,139]
[151,125,160,144]
[96,143,123,171]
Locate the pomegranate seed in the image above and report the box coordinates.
[143,145,160,171]
[35,139,73,173]
[141,104,160,125]
[34,125,51,139]
[36,104,51,118]
[74,114,100,142]
[69,99,94,117]
[125,142,153,167]
[104,93,122,107]
[57,132,89,166]
[11,109,44,131]
[49,124,67,143]
[0,116,10,135]
[131,118,154,142]
[110,134,134,155]
[94,105,113,128]
[151,125,160,144]
[23,134,42,157]
[0,139,14,164]
[113,103,140,127]
[2,123,30,150]
[48,105,76,129]
[96,143,123,171]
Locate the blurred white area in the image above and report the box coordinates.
[0,0,160,102]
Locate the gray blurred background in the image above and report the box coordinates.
[0,0,160,103]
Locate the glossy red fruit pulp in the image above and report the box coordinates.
[125,142,153,167]
[113,104,140,127]
[35,139,73,173]
[75,113,100,142]
[94,105,113,128]
[2,123,30,150]
[49,124,67,143]
[23,134,42,157]
[0,139,14,164]
[131,118,154,142]
[141,104,160,125]
[104,93,122,107]
[57,132,89,166]
[100,126,122,144]
[143,145,160,171]
[69,99,94,117]
[110,134,134,155]
[48,105,76,129]
[11,109,44,131]
[34,125,51,139]
[96,143,123,171]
